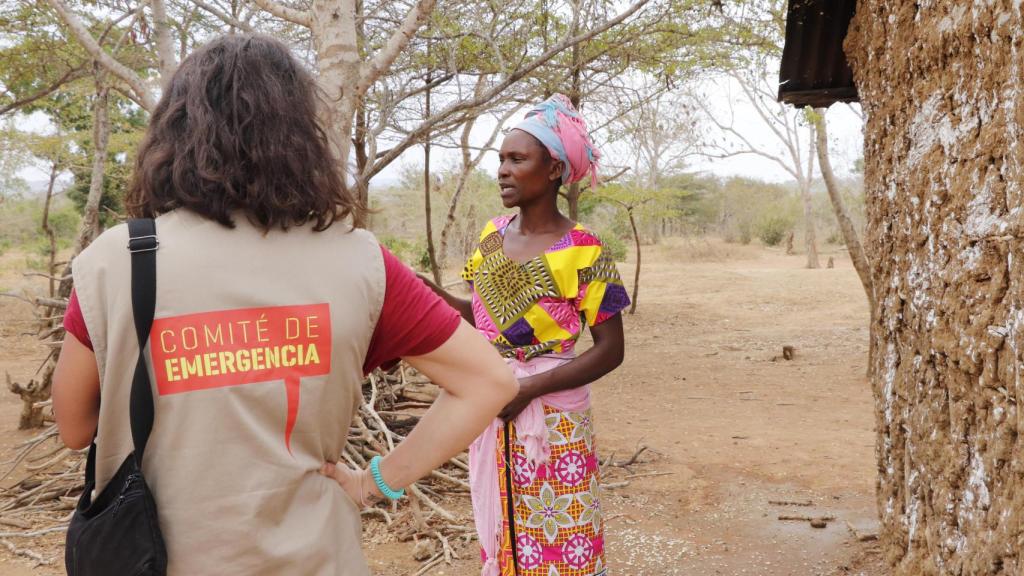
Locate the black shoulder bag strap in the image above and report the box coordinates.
[127,218,159,463]
[82,218,159,486]
[69,218,167,576]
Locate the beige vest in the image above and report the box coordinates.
[72,209,384,575]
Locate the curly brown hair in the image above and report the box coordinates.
[126,34,363,231]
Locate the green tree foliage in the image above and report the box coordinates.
[2,2,152,227]
[2,0,820,261]
[0,1,85,116]
[0,120,32,197]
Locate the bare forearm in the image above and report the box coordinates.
[521,315,625,399]
[378,389,502,489]
[525,342,622,397]
[376,321,516,490]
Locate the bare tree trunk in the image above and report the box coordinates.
[424,143,439,281]
[462,203,477,263]
[438,169,471,267]
[312,0,364,201]
[350,0,370,211]
[354,101,369,186]
[799,178,820,268]
[798,123,820,268]
[55,78,109,304]
[627,207,641,314]
[308,0,435,208]
[803,124,820,268]
[439,98,518,272]
[41,164,60,297]
[71,82,111,258]
[566,183,581,221]
[352,97,372,227]
[813,108,874,308]
[423,44,440,283]
[150,0,178,81]
[438,110,481,271]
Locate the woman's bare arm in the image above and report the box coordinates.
[52,334,101,450]
[323,319,516,500]
[498,313,625,421]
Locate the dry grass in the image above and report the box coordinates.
[654,236,765,263]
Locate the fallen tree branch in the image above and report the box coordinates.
[0,364,480,573]
[0,538,51,565]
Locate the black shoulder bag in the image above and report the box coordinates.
[65,218,168,576]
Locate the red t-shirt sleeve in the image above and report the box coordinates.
[63,289,93,350]
[362,246,461,374]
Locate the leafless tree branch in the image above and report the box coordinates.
[360,0,438,92]
[367,0,651,181]
[250,0,311,27]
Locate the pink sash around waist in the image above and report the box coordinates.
[469,353,589,576]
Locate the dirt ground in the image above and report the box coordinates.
[0,238,886,575]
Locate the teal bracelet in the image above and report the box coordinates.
[369,456,404,500]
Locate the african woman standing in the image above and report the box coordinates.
[425,94,630,576]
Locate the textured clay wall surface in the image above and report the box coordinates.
[845,2,1023,574]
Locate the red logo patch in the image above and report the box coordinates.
[150,303,332,453]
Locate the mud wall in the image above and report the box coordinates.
[845,2,1024,574]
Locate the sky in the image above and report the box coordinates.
[12,76,865,193]
[686,79,865,182]
[382,78,865,188]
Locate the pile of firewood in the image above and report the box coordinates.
[0,364,475,573]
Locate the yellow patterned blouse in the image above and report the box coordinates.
[461,215,630,361]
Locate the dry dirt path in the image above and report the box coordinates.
[590,240,885,576]
[0,239,885,575]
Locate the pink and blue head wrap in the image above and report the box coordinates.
[512,93,600,186]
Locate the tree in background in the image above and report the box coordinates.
[1,0,866,425]
[596,182,690,314]
[435,100,520,279]
[811,107,874,310]
[703,176,796,246]
[604,78,701,191]
[692,0,869,269]
[697,66,820,268]
[589,82,701,312]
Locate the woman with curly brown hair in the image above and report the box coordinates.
[52,34,516,575]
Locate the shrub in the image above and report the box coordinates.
[0,196,81,254]
[49,204,81,244]
[826,229,845,245]
[379,235,429,271]
[756,213,794,247]
[598,231,628,262]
